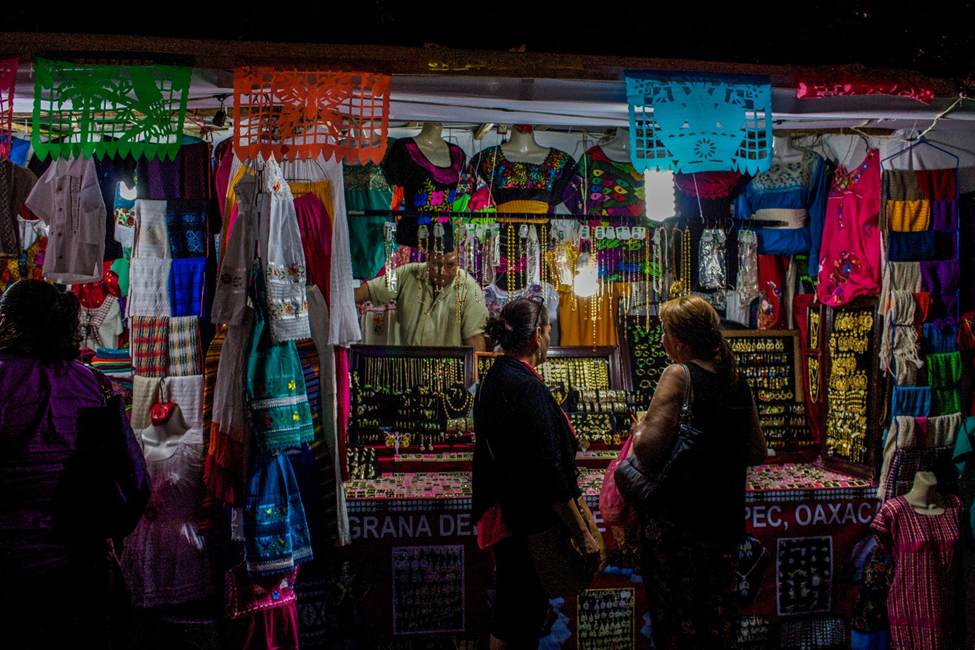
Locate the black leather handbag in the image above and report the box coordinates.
[613,364,705,511]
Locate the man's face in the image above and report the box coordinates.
[429,252,459,289]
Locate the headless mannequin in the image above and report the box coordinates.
[771,135,805,165]
[599,127,632,164]
[141,404,190,462]
[904,470,945,515]
[500,125,550,164]
[411,122,453,168]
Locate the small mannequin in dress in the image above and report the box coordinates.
[500,125,550,164]
[411,122,453,168]
[140,403,190,462]
[903,471,945,516]
[599,127,632,164]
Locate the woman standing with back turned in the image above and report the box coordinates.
[628,294,766,649]
[473,297,600,649]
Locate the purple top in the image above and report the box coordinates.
[0,350,150,578]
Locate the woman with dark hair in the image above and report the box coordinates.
[0,279,150,649]
[626,294,766,649]
[473,297,599,649]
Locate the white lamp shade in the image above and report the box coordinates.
[644,169,676,222]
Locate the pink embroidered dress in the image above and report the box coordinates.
[817,148,882,306]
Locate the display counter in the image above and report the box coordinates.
[332,464,877,649]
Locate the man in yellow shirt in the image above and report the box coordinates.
[354,251,487,351]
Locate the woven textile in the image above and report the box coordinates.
[131,374,163,431]
[207,317,253,507]
[199,326,225,537]
[225,563,298,619]
[871,495,962,650]
[170,257,207,317]
[246,270,314,453]
[243,453,314,577]
[165,199,208,258]
[233,68,390,163]
[0,59,15,160]
[131,316,169,377]
[888,200,932,232]
[127,258,172,317]
[31,58,190,161]
[625,71,773,174]
[883,446,958,500]
[168,316,201,376]
[163,374,205,439]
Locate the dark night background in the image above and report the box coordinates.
[1,2,972,79]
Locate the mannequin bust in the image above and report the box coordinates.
[771,135,805,165]
[599,127,632,163]
[411,122,453,168]
[904,471,945,515]
[141,403,190,462]
[500,125,550,164]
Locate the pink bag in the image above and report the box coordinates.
[599,435,637,527]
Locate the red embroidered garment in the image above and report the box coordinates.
[234,68,390,163]
[0,59,15,160]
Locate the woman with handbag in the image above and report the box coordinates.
[621,294,766,650]
[473,297,603,649]
[0,279,151,649]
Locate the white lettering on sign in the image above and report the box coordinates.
[349,514,475,540]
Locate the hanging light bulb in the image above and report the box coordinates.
[575,252,598,298]
[644,169,676,222]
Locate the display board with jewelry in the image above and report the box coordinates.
[349,346,477,472]
[617,314,670,409]
[824,308,874,466]
[723,330,815,458]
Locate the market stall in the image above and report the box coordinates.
[1,35,974,650]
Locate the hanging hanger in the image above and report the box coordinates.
[880,135,959,171]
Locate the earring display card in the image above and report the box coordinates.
[776,536,833,616]
[577,588,635,650]
[391,545,465,635]
[780,616,846,650]
[737,615,771,650]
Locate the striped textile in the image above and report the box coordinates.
[871,494,963,650]
[296,340,338,547]
[169,316,202,376]
[198,326,226,537]
[130,316,169,377]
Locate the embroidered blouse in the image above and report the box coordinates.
[382,138,470,213]
[470,146,582,214]
[579,146,646,217]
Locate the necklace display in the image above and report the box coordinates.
[384,221,398,292]
[825,309,873,464]
[669,228,691,299]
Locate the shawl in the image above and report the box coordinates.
[163,374,205,441]
[170,257,207,317]
[165,199,208,258]
[929,412,963,448]
[926,352,962,387]
[891,386,931,418]
[887,231,934,262]
[887,200,931,232]
[922,322,959,355]
[127,258,173,317]
[130,316,169,377]
[931,387,961,417]
[932,199,958,231]
[206,314,254,507]
[920,259,960,294]
[131,375,163,430]
[243,453,314,577]
[133,199,171,259]
[888,262,922,292]
[878,416,918,499]
[168,316,202,376]
[246,270,315,453]
[883,170,923,202]
[263,160,310,342]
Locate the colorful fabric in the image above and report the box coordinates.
[888,200,932,232]
[170,257,207,317]
[735,151,829,272]
[797,73,934,104]
[926,352,962,387]
[883,446,957,501]
[930,387,961,416]
[470,146,581,213]
[0,218,47,293]
[932,199,958,231]
[383,138,470,212]
[625,71,773,174]
[922,322,958,354]
[871,495,962,650]
[246,271,315,454]
[915,169,957,201]
[78,294,122,351]
[0,59,15,160]
[344,159,392,279]
[887,231,935,261]
[225,563,299,619]
[32,58,190,161]
[168,316,201,376]
[891,386,931,417]
[265,161,311,341]
[243,453,314,577]
[165,199,208,258]
[127,257,172,317]
[131,375,163,431]
[233,68,390,164]
[131,316,169,377]
[207,317,253,507]
[920,259,959,294]
[757,254,788,329]
[579,145,646,217]
[817,149,882,306]
[292,190,332,295]
[640,513,738,650]
[199,326,225,537]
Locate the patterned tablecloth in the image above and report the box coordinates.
[344,463,875,501]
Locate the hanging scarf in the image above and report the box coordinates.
[887,231,934,262]
[243,453,314,577]
[887,199,931,232]
[920,259,960,294]
[926,352,962,387]
[131,316,169,377]
[128,258,173,317]
[264,159,311,342]
[170,257,207,317]
[165,199,208,258]
[891,386,931,418]
[168,316,202,376]
[928,412,963,448]
[246,269,315,454]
